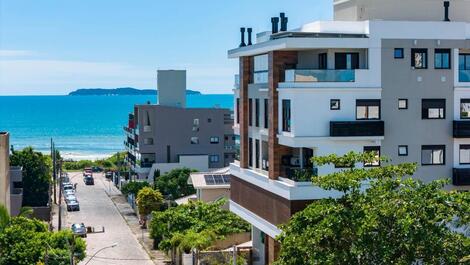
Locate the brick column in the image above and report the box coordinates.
[239,56,252,168]
[268,51,297,180]
[267,235,281,265]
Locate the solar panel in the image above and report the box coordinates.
[204,174,231,185]
[222,175,231,183]
[204,175,215,185]
[214,175,224,184]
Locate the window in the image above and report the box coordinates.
[210,136,219,144]
[461,99,470,119]
[394,48,404,59]
[364,146,380,167]
[254,54,268,84]
[421,145,445,165]
[335,53,359,69]
[282,99,291,132]
[460,145,470,164]
[398,99,408,110]
[249,98,253,126]
[190,137,199,144]
[319,53,328,69]
[255,139,260,168]
[193,119,199,126]
[255,98,260,127]
[356,99,380,120]
[411,49,428,69]
[236,98,240,124]
[398,145,408,156]
[207,118,212,123]
[249,138,253,167]
[330,99,340,110]
[209,155,220,163]
[435,49,451,69]
[422,99,445,119]
[143,138,154,145]
[460,54,470,70]
[264,99,269,129]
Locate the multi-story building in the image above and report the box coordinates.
[228,0,470,264]
[124,70,236,181]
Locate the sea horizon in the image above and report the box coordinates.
[0,94,234,161]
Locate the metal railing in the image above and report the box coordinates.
[285,69,355,82]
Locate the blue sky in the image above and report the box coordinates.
[0,0,332,95]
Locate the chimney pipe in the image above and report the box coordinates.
[239,27,246,47]
[247,28,253,45]
[444,1,450,22]
[271,17,279,34]
[280,12,288,31]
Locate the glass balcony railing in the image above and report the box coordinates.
[253,71,268,84]
[285,69,355,83]
[284,167,318,182]
[459,70,470,82]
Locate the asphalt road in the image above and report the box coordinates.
[63,172,154,265]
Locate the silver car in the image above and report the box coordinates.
[71,223,86,237]
[66,199,80,211]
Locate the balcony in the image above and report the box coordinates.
[330,121,384,137]
[459,70,470,82]
[140,161,154,168]
[453,121,470,138]
[452,168,470,186]
[285,69,355,83]
[284,167,318,182]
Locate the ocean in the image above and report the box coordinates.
[0,94,233,160]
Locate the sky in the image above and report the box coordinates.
[0,0,333,95]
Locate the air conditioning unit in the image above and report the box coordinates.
[290,157,300,166]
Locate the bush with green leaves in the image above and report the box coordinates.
[121,181,150,196]
[136,187,163,218]
[154,168,196,199]
[150,199,250,252]
[275,152,470,265]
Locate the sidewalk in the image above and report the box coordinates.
[103,179,170,265]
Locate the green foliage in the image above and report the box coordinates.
[155,168,196,199]
[0,204,10,232]
[171,229,217,253]
[136,187,163,217]
[121,181,150,196]
[10,147,51,206]
[63,160,94,171]
[275,152,470,265]
[150,200,250,251]
[0,216,86,265]
[63,152,127,171]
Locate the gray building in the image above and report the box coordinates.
[124,70,235,181]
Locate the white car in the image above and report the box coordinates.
[65,194,77,203]
[64,189,75,196]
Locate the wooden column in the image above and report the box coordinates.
[239,56,252,168]
[268,51,297,180]
[266,235,280,265]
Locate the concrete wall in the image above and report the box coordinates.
[199,188,230,203]
[0,132,10,213]
[9,166,23,216]
[147,155,210,182]
[334,0,470,22]
[157,70,186,108]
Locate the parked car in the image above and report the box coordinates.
[64,189,75,196]
[84,175,94,185]
[71,223,86,237]
[62,184,74,192]
[67,199,80,212]
[92,166,103,172]
[65,194,77,202]
[83,167,93,176]
[105,171,113,179]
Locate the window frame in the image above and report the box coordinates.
[411,48,428,69]
[398,98,408,110]
[356,99,381,120]
[209,155,220,163]
[460,99,470,119]
[282,99,291,132]
[459,144,470,165]
[330,99,340,110]
[210,136,220,144]
[422,99,446,119]
[398,145,408,156]
[363,146,381,167]
[460,54,470,70]
[394,48,404,59]
[434,49,451,69]
[421,145,445,166]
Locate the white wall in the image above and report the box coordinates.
[147,155,209,182]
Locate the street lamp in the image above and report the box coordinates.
[84,242,118,265]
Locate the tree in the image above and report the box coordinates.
[10,147,50,206]
[275,152,470,265]
[136,187,163,227]
[0,205,9,232]
[155,168,196,199]
[121,181,150,196]
[171,229,217,264]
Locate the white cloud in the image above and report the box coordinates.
[0,50,35,57]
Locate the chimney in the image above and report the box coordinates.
[247,28,253,45]
[444,1,450,22]
[271,17,279,34]
[239,27,246,47]
[280,12,288,31]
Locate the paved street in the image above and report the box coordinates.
[61,172,154,265]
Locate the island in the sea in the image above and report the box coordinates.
[68,87,201,96]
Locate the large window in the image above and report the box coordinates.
[282,99,291,132]
[460,99,470,119]
[422,99,445,119]
[421,145,445,165]
[249,98,253,126]
[363,146,380,167]
[253,54,268,83]
[459,54,470,70]
[255,98,260,127]
[264,99,269,129]
[411,49,428,69]
[319,53,328,69]
[435,49,451,69]
[335,53,359,69]
[459,145,470,164]
[356,99,380,120]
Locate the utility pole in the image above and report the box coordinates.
[58,171,63,231]
[52,140,57,204]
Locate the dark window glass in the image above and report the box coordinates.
[319,53,328,69]
[364,146,380,167]
[394,48,404,59]
[460,54,470,70]
[335,53,359,69]
[282,99,291,132]
[255,98,260,127]
[461,99,470,119]
[422,99,445,119]
[249,138,253,167]
[421,145,445,165]
[330,99,340,110]
[249,98,253,126]
[236,98,240,124]
[411,49,428,69]
[264,99,269,129]
[255,139,260,168]
[356,99,380,120]
[435,49,451,69]
[398,145,408,156]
